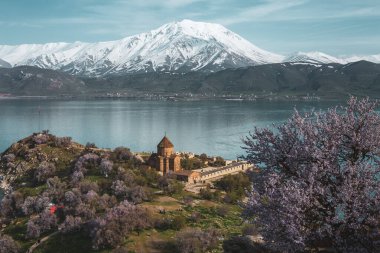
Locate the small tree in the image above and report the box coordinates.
[0,234,20,253]
[89,201,150,249]
[35,162,56,183]
[1,153,15,163]
[84,190,99,205]
[79,181,99,194]
[243,97,380,252]
[52,136,72,147]
[26,220,41,239]
[175,228,220,253]
[214,173,250,203]
[112,147,133,161]
[199,153,208,162]
[22,196,36,215]
[70,170,84,185]
[64,190,82,209]
[127,186,149,204]
[46,177,67,202]
[60,215,82,234]
[75,203,96,220]
[26,210,57,239]
[223,236,265,253]
[0,191,24,218]
[34,195,51,213]
[32,133,50,145]
[158,177,184,195]
[111,180,128,198]
[100,159,113,177]
[116,168,135,186]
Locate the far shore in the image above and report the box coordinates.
[0,94,348,102]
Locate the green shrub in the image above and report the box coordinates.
[199,187,221,201]
[215,173,250,203]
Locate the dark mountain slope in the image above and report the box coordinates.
[85,61,380,98]
[0,66,86,96]
[0,61,380,98]
[0,58,11,68]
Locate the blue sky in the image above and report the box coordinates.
[0,0,379,56]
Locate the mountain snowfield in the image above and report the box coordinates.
[0,58,11,68]
[0,19,378,76]
[283,52,349,65]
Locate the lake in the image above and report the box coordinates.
[0,99,340,160]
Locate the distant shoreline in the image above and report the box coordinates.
[0,94,348,102]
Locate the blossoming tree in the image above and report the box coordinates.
[243,97,380,252]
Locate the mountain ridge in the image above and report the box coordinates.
[283,52,348,65]
[0,19,378,77]
[1,60,380,98]
[0,20,282,76]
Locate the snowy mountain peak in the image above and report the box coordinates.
[343,54,380,64]
[161,19,230,38]
[0,19,284,76]
[284,51,348,65]
[0,20,378,76]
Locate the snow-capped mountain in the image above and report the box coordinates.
[0,19,378,76]
[0,20,283,76]
[343,54,380,64]
[283,52,348,65]
[0,58,11,68]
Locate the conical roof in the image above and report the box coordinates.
[157,136,174,148]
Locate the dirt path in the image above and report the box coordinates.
[27,231,59,253]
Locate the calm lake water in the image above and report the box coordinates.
[0,99,340,160]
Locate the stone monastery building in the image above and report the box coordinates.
[148,136,181,174]
[148,135,253,184]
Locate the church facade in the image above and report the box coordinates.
[148,136,181,174]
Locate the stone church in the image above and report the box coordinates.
[148,136,181,174]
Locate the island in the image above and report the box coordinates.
[0,131,255,253]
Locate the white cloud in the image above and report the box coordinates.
[160,0,204,8]
[213,0,308,25]
[209,0,380,24]
[112,0,204,9]
[45,17,116,25]
[0,21,42,28]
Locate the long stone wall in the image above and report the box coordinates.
[197,162,252,182]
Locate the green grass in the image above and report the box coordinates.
[4,217,35,252]
[18,184,47,196]
[34,231,100,253]
[181,204,243,234]
[124,198,243,253]
[39,145,81,177]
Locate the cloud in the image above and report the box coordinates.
[209,0,380,25]
[110,0,204,9]
[1,0,378,55]
[213,0,308,25]
[45,17,116,25]
[0,21,42,28]
[77,0,187,36]
[158,0,205,8]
